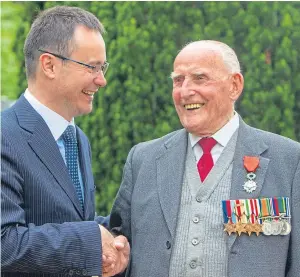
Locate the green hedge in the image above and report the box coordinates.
[2,1,299,214]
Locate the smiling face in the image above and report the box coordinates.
[37,25,107,121]
[172,42,243,136]
[55,25,107,120]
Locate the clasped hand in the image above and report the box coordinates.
[99,225,130,277]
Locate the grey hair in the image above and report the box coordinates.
[182,40,241,73]
[24,6,105,80]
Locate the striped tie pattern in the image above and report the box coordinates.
[62,126,84,211]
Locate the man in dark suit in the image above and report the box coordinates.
[1,6,129,277]
[110,40,300,277]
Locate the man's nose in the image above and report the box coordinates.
[94,71,107,87]
[181,76,192,88]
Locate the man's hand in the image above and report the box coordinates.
[112,235,130,274]
[99,226,130,277]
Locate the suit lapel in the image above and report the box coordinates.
[15,96,84,218]
[228,117,270,250]
[156,129,188,238]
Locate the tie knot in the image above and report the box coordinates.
[62,125,77,144]
[198,137,217,153]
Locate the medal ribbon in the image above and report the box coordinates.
[269,198,274,219]
[244,156,260,172]
[244,199,251,223]
[235,199,242,222]
[260,198,269,218]
[249,199,256,223]
[272,197,280,220]
[222,200,233,223]
[278,197,286,215]
[285,197,290,222]
[230,200,237,223]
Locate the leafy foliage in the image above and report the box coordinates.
[3,1,299,214]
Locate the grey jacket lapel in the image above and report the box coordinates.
[156,129,188,238]
[228,117,270,250]
[15,96,84,218]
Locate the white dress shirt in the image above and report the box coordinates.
[189,112,239,164]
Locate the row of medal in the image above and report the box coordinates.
[222,197,291,236]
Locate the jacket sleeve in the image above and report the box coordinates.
[1,133,103,276]
[286,156,300,277]
[109,146,137,277]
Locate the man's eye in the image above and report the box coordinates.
[193,74,204,80]
[173,76,184,83]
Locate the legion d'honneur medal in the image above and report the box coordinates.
[243,156,259,193]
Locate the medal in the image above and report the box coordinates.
[244,199,253,236]
[280,220,291,235]
[243,156,259,193]
[252,220,263,236]
[243,177,257,193]
[221,197,291,237]
[222,200,236,235]
[235,200,246,236]
[224,222,236,235]
[279,197,292,235]
[260,198,273,235]
[235,221,246,236]
[271,220,283,235]
[262,221,273,235]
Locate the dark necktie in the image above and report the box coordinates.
[197,137,217,182]
[62,126,84,210]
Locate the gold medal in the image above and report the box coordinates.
[244,223,253,236]
[252,221,263,236]
[235,221,246,236]
[223,222,236,235]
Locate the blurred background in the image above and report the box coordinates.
[1,1,300,214]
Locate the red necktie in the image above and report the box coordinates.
[197,137,217,182]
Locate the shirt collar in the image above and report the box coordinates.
[189,112,239,148]
[24,88,75,141]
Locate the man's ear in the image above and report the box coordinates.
[39,53,58,79]
[229,72,244,101]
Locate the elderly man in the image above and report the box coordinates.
[1,6,129,277]
[110,40,300,277]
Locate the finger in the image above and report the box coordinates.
[114,241,125,249]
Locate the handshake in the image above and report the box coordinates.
[98,225,130,277]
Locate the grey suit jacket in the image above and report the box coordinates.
[1,95,108,277]
[110,118,300,277]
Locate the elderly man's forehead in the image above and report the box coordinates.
[174,43,226,70]
[176,44,222,61]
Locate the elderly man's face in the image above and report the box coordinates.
[53,25,107,120]
[172,46,242,136]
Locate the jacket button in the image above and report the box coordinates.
[190,260,197,269]
[191,238,199,246]
[68,269,74,276]
[193,216,200,223]
[196,196,201,202]
[166,241,171,249]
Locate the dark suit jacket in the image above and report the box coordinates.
[110,118,300,277]
[1,95,108,276]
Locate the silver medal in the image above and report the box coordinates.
[243,173,257,193]
[280,220,291,236]
[262,221,273,236]
[271,220,283,235]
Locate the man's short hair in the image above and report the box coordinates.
[24,6,105,80]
